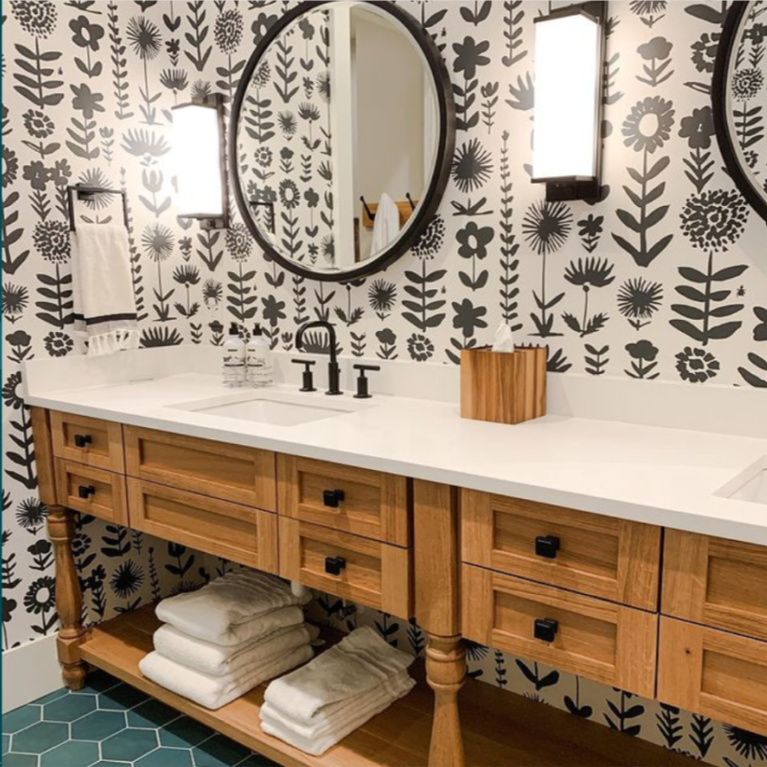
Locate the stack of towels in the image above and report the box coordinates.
[260,626,415,756]
[139,569,316,710]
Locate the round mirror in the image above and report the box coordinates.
[714,0,767,224]
[230,1,454,282]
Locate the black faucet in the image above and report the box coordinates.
[295,321,342,395]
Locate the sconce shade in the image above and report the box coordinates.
[532,5,604,200]
[173,96,228,227]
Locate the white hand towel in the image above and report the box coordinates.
[260,672,416,756]
[156,570,310,645]
[370,193,401,254]
[153,622,319,678]
[71,224,139,357]
[263,626,413,724]
[139,643,314,710]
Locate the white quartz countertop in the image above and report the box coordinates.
[24,357,767,547]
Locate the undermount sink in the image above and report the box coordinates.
[715,457,767,505]
[169,389,366,427]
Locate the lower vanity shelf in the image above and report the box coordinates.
[80,606,695,767]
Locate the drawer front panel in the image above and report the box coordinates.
[55,459,127,525]
[462,491,661,610]
[51,411,124,473]
[277,455,409,546]
[462,565,657,697]
[125,426,276,510]
[663,530,767,641]
[659,617,767,737]
[279,517,411,616]
[127,478,277,572]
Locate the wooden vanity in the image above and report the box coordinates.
[31,407,767,767]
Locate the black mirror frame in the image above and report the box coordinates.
[229,1,456,283]
[713,0,767,225]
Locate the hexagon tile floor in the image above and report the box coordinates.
[3,670,277,767]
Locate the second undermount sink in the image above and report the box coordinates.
[169,389,367,427]
[715,457,767,506]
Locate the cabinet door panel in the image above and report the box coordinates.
[56,459,127,525]
[51,411,124,473]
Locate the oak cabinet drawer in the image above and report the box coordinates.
[279,517,411,616]
[462,565,657,697]
[55,459,127,525]
[277,455,409,546]
[663,530,767,641]
[659,617,767,737]
[127,479,278,572]
[461,490,661,610]
[125,426,276,510]
[51,411,124,473]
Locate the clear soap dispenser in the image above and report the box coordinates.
[246,324,273,388]
[222,323,245,388]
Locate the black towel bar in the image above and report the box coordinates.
[67,184,130,232]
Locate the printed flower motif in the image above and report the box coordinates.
[368,280,397,315]
[731,67,765,101]
[72,533,91,560]
[16,498,47,532]
[304,188,319,208]
[622,96,675,154]
[252,62,271,90]
[49,159,72,189]
[252,12,278,45]
[215,9,244,54]
[11,0,57,38]
[69,14,104,51]
[618,277,663,326]
[298,16,315,40]
[691,32,720,74]
[747,23,767,45]
[24,576,55,615]
[754,307,767,342]
[626,340,659,362]
[3,372,23,410]
[173,264,200,287]
[407,333,434,362]
[262,295,286,326]
[321,235,335,263]
[279,179,300,210]
[680,189,748,251]
[23,110,54,139]
[564,257,615,289]
[142,223,175,262]
[7,330,31,348]
[578,214,603,239]
[226,222,253,262]
[3,147,19,188]
[159,68,189,94]
[179,237,193,258]
[278,111,297,139]
[376,329,396,346]
[127,16,162,61]
[522,200,573,256]
[110,560,144,600]
[317,71,331,102]
[22,160,50,191]
[191,79,212,102]
[2,283,30,322]
[453,37,490,81]
[457,222,494,260]
[724,726,767,761]
[629,1,666,19]
[678,106,715,150]
[412,215,446,260]
[676,346,719,383]
[254,147,273,168]
[34,221,71,264]
[637,37,672,61]
[452,299,487,338]
[71,83,105,120]
[203,279,223,308]
[452,139,493,194]
[44,331,73,357]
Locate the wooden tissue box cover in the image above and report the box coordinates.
[460,346,547,425]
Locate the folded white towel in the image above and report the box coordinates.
[264,626,413,725]
[156,570,310,646]
[154,622,319,678]
[139,643,314,710]
[260,671,415,756]
[71,224,139,357]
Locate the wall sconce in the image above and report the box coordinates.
[173,93,229,230]
[532,2,606,202]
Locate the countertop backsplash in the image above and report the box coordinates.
[2,2,766,765]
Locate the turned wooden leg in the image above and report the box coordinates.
[47,505,88,690]
[426,633,467,767]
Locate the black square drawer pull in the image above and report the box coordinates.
[74,434,92,448]
[535,535,561,559]
[323,489,345,508]
[534,618,559,643]
[78,485,96,499]
[324,556,346,576]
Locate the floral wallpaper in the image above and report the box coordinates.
[2,1,767,766]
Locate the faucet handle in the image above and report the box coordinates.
[292,358,317,393]
[353,364,381,400]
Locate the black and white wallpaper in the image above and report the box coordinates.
[1,2,766,765]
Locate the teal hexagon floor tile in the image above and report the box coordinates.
[159,718,214,749]
[192,734,251,767]
[44,692,97,722]
[33,688,69,706]
[127,699,180,729]
[4,733,11,754]
[12,721,68,754]
[101,728,158,761]
[3,705,41,734]
[97,685,149,712]
[3,752,39,767]
[71,711,127,741]
[40,740,100,767]
[136,747,194,767]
